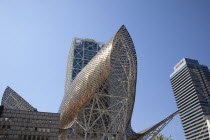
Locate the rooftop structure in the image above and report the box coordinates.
[2,86,36,111]
[0,87,60,140]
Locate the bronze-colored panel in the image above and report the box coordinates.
[59,25,137,139]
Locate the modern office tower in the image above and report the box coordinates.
[65,37,104,90]
[0,87,60,140]
[170,58,210,140]
[59,25,178,140]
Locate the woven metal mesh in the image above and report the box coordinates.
[59,26,137,139]
[64,38,104,94]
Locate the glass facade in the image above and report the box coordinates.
[1,86,36,111]
[67,38,104,84]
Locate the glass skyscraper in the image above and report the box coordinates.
[65,38,104,88]
[170,58,210,139]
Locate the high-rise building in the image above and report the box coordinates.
[170,58,210,139]
[59,25,178,140]
[65,38,104,91]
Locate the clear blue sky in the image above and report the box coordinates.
[0,1,210,139]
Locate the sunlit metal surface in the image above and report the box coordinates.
[1,86,36,111]
[127,111,179,140]
[59,25,178,140]
[59,25,137,139]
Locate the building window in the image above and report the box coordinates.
[0,135,8,139]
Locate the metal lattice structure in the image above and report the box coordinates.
[138,111,179,140]
[65,38,104,90]
[1,86,36,111]
[59,25,137,139]
[59,25,178,140]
